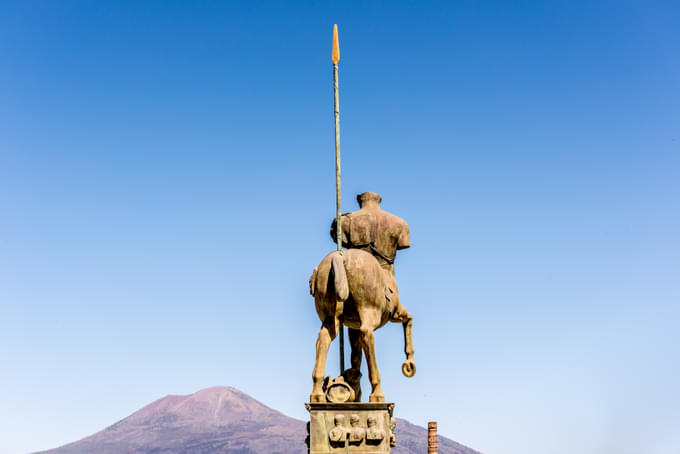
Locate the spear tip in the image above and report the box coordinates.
[332,24,340,63]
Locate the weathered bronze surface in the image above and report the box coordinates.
[305,402,396,454]
[310,192,415,403]
[325,376,355,403]
[330,192,410,277]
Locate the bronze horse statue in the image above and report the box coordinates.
[309,248,415,403]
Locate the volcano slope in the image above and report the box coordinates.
[35,386,480,454]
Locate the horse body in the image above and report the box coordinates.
[309,249,415,403]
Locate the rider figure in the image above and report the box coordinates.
[330,192,410,278]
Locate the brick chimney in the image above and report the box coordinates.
[428,421,438,454]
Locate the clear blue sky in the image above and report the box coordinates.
[1,1,678,453]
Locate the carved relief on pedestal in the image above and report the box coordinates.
[328,413,385,448]
[328,414,347,446]
[306,402,394,454]
[348,414,365,445]
[389,418,397,447]
[366,415,385,444]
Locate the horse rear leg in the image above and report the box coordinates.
[311,317,338,402]
[344,328,363,402]
[391,302,416,377]
[359,324,384,402]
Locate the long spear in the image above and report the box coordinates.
[332,24,345,375]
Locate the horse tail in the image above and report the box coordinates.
[309,266,318,296]
[331,252,349,302]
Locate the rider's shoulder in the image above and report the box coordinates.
[382,211,409,228]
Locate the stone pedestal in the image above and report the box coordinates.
[305,402,396,454]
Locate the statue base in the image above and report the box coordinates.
[305,402,396,454]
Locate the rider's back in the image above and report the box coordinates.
[330,192,410,274]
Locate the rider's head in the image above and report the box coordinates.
[357,192,382,208]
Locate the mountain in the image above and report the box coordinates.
[35,386,480,454]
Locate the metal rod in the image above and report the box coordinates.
[332,24,345,375]
[334,61,341,254]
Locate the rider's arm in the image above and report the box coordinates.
[397,224,410,250]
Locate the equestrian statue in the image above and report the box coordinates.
[309,192,416,403]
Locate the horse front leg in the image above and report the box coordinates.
[311,317,337,402]
[359,323,384,402]
[391,302,416,377]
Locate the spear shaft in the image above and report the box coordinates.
[332,24,345,375]
[334,69,341,252]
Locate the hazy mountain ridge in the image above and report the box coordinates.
[35,386,480,454]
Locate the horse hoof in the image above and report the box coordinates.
[310,393,326,403]
[402,359,416,377]
[369,394,385,403]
